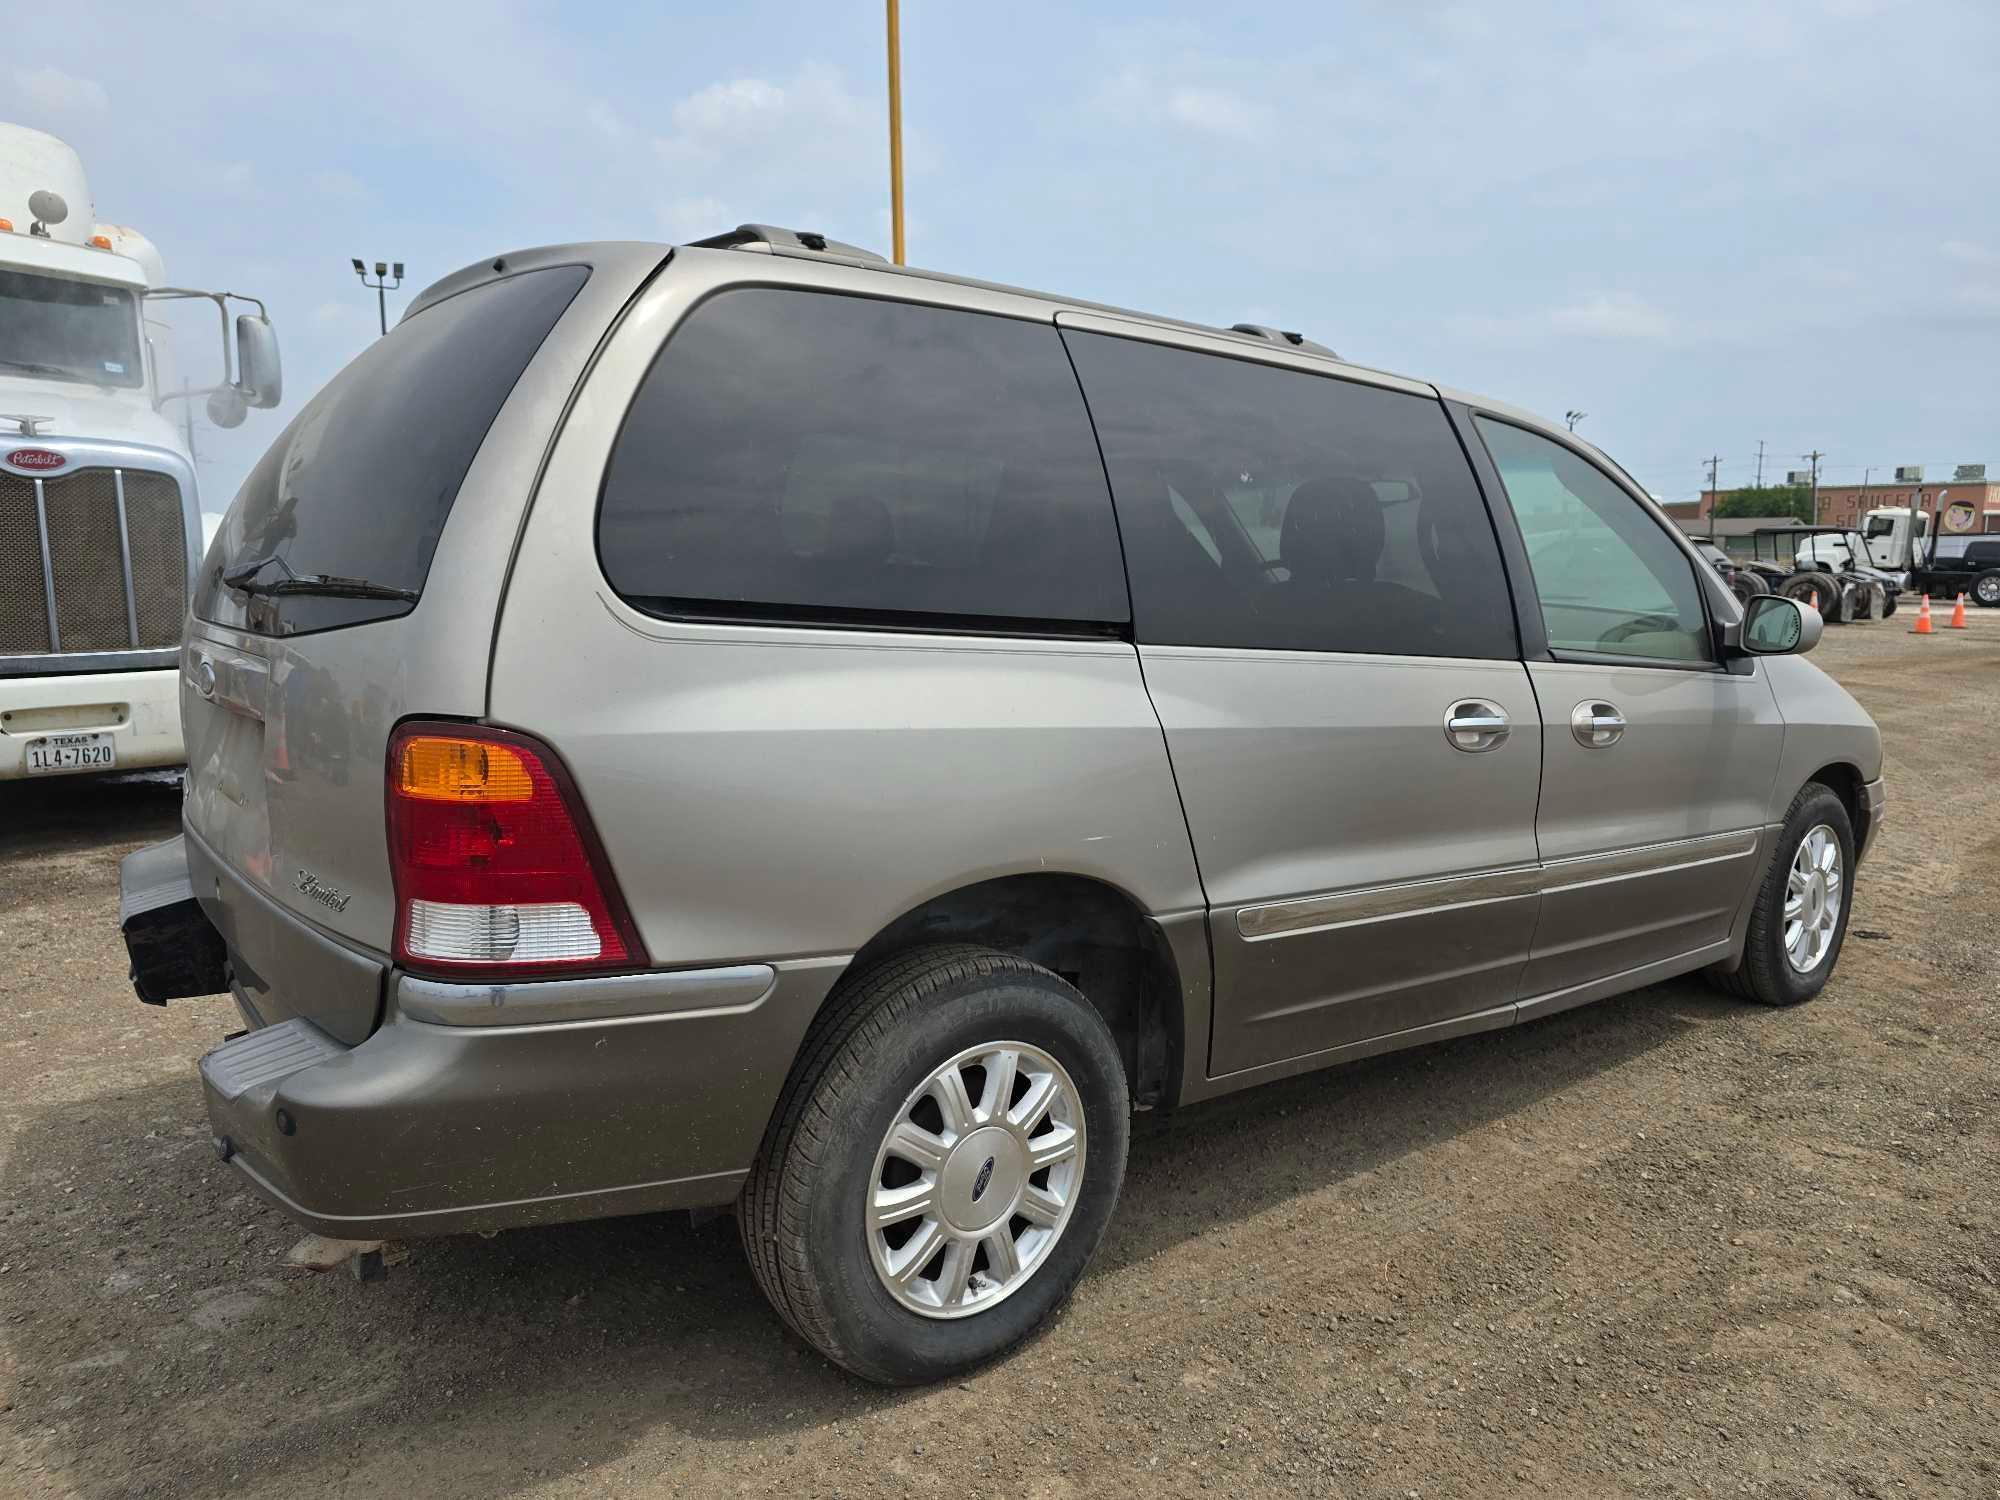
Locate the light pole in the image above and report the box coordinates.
[1564,410,1586,433]
[351,258,404,336]
[885,0,906,265]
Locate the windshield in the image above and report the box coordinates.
[0,268,144,388]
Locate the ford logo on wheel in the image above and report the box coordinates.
[6,447,67,471]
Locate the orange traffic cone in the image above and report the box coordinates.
[1910,594,1933,634]
[1948,593,1969,629]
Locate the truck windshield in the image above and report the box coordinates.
[0,268,144,388]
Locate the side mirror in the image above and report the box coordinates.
[1739,594,1821,657]
[234,314,282,409]
[205,386,247,429]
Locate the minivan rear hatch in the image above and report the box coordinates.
[179,246,662,1043]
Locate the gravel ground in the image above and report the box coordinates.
[2,613,1996,1499]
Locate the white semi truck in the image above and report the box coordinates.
[1,122,279,779]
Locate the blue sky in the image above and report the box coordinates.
[12,0,1997,512]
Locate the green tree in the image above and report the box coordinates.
[1712,483,1814,523]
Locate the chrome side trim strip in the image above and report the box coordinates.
[396,962,779,1027]
[1538,828,1762,893]
[1236,828,1763,941]
[32,477,60,653]
[1238,863,1542,940]
[113,468,141,647]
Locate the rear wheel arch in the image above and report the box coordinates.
[836,874,1186,1112]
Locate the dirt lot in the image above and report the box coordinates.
[2,615,1996,1500]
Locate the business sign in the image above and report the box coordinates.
[1942,501,1978,533]
[1785,470,1812,486]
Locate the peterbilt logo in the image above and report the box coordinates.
[295,870,353,913]
[5,448,66,471]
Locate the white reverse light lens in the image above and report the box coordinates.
[404,901,603,965]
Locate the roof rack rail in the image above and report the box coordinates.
[687,223,888,265]
[1230,322,1340,360]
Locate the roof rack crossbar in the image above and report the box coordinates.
[687,223,887,265]
[1230,323,1340,360]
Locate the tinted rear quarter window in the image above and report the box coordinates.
[597,288,1128,631]
[1061,331,1517,659]
[196,264,590,636]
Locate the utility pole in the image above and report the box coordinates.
[351,258,405,337]
[1705,454,1721,521]
[1804,450,1823,524]
[885,0,906,265]
[1755,440,1765,489]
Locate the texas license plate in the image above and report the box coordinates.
[24,731,117,776]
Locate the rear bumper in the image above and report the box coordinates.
[0,665,183,779]
[197,958,845,1239]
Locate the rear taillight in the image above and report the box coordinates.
[386,723,646,977]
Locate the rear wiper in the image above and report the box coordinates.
[223,554,417,603]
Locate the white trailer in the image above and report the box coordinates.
[1,123,280,779]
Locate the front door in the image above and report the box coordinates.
[1469,416,1785,1006]
[1061,319,1543,1079]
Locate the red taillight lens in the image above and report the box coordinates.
[386,723,645,977]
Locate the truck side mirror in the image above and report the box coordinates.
[234,314,282,409]
[205,386,248,429]
[1739,594,1821,657]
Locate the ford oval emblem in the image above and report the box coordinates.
[971,1156,996,1202]
[6,447,66,471]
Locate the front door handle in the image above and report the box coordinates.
[1570,701,1626,748]
[1444,700,1510,753]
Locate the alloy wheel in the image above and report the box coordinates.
[1784,823,1843,973]
[865,1041,1085,1319]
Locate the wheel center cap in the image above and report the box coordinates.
[939,1126,1022,1233]
[1807,873,1827,922]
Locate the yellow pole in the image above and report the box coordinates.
[886,0,906,265]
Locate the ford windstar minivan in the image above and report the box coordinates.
[119,226,1883,1384]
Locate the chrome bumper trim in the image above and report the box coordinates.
[395,962,779,1026]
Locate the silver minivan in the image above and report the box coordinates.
[119,226,1884,1384]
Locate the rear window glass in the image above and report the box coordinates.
[596,288,1128,631]
[196,264,589,636]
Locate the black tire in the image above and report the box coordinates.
[739,944,1130,1385]
[1882,591,1899,617]
[1778,571,1834,616]
[1973,570,2000,608]
[1729,571,1769,605]
[1706,782,1855,1006]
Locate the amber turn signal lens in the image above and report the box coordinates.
[397,734,534,802]
[90,233,113,249]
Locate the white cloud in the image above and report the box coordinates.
[307,169,368,203]
[656,66,867,164]
[1455,292,1677,345]
[659,194,728,242]
[1940,239,1993,267]
[13,64,110,116]
[1548,292,1675,342]
[1165,86,1264,141]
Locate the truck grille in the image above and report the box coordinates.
[0,467,188,657]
